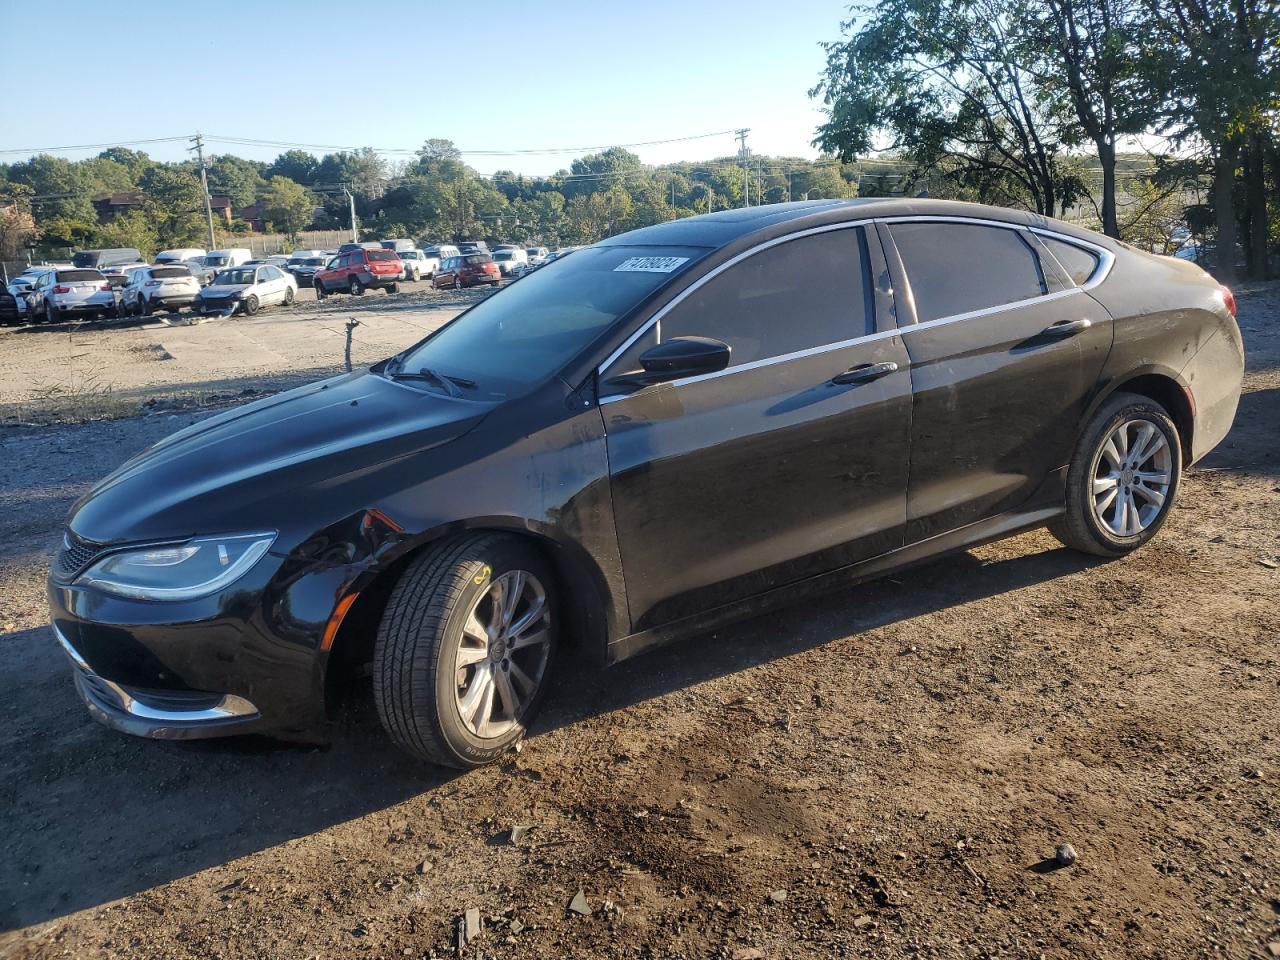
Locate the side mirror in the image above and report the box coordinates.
[609,336,731,388]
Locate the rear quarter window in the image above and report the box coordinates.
[890,222,1049,323]
[1040,237,1101,286]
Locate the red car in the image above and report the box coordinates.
[432,253,500,289]
[314,248,403,298]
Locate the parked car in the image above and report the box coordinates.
[424,244,460,263]
[286,250,326,276]
[100,262,148,290]
[193,264,297,316]
[457,241,489,254]
[47,199,1243,770]
[313,247,403,297]
[491,248,528,277]
[202,248,253,271]
[397,249,434,281]
[0,283,20,325]
[155,247,207,266]
[433,253,500,289]
[338,241,384,254]
[72,248,142,270]
[287,255,330,284]
[526,246,549,264]
[24,268,117,322]
[381,239,416,254]
[119,265,202,316]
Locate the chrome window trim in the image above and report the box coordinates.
[597,214,1116,404]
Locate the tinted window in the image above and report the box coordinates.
[56,270,104,282]
[151,267,190,279]
[395,244,708,400]
[891,222,1048,323]
[367,249,398,262]
[1041,237,1100,286]
[653,229,872,369]
[463,254,492,265]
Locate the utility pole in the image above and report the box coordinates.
[342,185,357,242]
[188,132,217,250]
[735,128,751,207]
[788,170,793,203]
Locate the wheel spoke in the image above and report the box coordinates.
[508,658,538,697]
[507,591,546,637]
[455,642,488,668]
[1136,470,1170,485]
[1113,424,1130,460]
[494,668,520,719]
[1095,486,1119,515]
[1123,491,1142,535]
[1128,424,1160,466]
[500,571,525,630]
[1093,474,1120,495]
[458,664,492,721]
[462,607,489,644]
[509,626,548,652]
[474,676,497,737]
[1100,436,1124,470]
[1133,483,1165,509]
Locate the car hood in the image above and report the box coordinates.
[200,283,251,297]
[68,370,495,545]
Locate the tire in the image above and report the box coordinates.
[373,534,558,768]
[1049,391,1181,557]
[349,276,364,296]
[386,282,399,294]
[242,294,260,316]
[284,286,295,305]
[44,302,57,324]
[140,297,152,317]
[315,281,327,300]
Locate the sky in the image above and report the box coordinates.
[0,0,852,176]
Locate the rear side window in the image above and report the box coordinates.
[1040,237,1101,286]
[891,222,1048,323]
[56,270,104,282]
[653,228,872,369]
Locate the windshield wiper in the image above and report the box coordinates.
[388,363,476,398]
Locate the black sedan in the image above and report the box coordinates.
[48,199,1244,768]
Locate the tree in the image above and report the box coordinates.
[1028,0,1155,237]
[265,150,319,185]
[138,166,205,247]
[207,154,266,209]
[92,211,157,259]
[261,176,316,241]
[812,0,1087,217]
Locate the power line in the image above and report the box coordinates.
[0,135,192,156]
[202,129,740,157]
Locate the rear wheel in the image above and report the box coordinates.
[386,282,399,294]
[1050,392,1181,557]
[373,534,557,768]
[283,286,295,305]
[349,276,364,296]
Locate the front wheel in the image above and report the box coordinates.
[1049,392,1181,557]
[349,277,364,296]
[373,534,557,768]
[283,286,295,305]
[314,281,327,300]
[241,294,260,316]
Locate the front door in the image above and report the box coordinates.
[882,220,1114,542]
[600,226,913,633]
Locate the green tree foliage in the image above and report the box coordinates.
[261,176,317,241]
[138,166,206,247]
[207,154,267,208]
[92,211,158,259]
[265,150,319,185]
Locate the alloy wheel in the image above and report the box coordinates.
[1091,418,1172,537]
[453,570,551,739]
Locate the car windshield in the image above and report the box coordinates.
[304,257,325,265]
[398,252,418,260]
[214,268,255,285]
[392,244,708,400]
[206,255,230,267]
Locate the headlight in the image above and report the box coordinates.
[77,532,276,601]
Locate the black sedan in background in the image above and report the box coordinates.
[48,199,1243,768]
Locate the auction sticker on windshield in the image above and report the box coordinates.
[613,256,689,273]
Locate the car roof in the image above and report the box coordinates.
[595,197,1110,252]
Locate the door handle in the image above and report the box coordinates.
[1042,318,1092,338]
[831,360,899,385]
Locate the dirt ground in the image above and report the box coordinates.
[0,282,1277,960]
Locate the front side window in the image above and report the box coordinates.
[890,222,1049,323]
[393,244,708,400]
[614,228,872,375]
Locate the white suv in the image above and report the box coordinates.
[120,265,202,317]
[27,268,118,323]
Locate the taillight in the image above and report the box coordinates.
[1220,285,1236,318]
[145,280,161,287]
[99,282,112,291]
[52,285,70,294]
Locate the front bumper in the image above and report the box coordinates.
[54,622,263,740]
[149,294,196,309]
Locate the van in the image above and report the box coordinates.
[72,248,143,270]
[155,247,207,265]
[424,244,460,261]
[380,239,416,254]
[203,248,253,271]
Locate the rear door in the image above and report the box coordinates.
[882,219,1113,542]
[600,226,912,633]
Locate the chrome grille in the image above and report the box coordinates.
[55,531,101,579]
